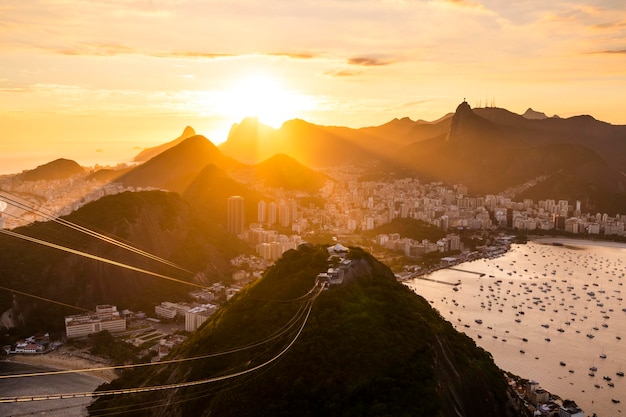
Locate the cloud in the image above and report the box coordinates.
[52,44,319,61]
[437,0,492,14]
[591,49,626,54]
[52,43,237,59]
[441,0,475,6]
[58,43,136,56]
[151,51,236,59]
[397,99,434,108]
[266,52,319,59]
[591,21,626,30]
[0,87,32,93]
[325,70,362,77]
[347,57,392,66]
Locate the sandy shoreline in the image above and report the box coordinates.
[532,236,626,248]
[4,347,117,383]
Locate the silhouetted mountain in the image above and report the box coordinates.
[89,245,518,417]
[219,114,458,169]
[219,118,400,166]
[522,108,548,120]
[472,108,626,167]
[18,158,85,181]
[128,100,626,212]
[182,155,327,225]
[0,191,250,333]
[250,154,329,193]
[86,166,133,182]
[182,164,261,225]
[218,117,279,164]
[133,126,197,162]
[406,116,452,142]
[393,102,626,212]
[116,135,243,193]
[278,119,386,166]
[360,114,453,147]
[360,116,418,139]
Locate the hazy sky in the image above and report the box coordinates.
[1,0,625,173]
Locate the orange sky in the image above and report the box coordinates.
[1,0,625,174]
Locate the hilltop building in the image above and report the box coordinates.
[64,305,126,339]
[316,244,352,287]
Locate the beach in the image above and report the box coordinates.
[0,347,117,417]
[5,346,117,382]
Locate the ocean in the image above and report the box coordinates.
[406,238,626,417]
[0,361,105,417]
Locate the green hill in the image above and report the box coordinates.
[0,190,249,335]
[88,245,518,417]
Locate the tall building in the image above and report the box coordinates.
[278,200,291,227]
[506,208,514,228]
[268,202,277,225]
[227,196,245,235]
[257,200,267,223]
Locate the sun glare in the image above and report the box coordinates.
[217,74,312,128]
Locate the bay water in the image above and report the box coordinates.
[407,238,626,416]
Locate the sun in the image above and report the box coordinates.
[218,74,311,128]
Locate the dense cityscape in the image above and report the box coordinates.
[2,164,623,261]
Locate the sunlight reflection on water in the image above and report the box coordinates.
[407,239,626,417]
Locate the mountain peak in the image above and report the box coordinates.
[220,118,278,164]
[133,126,199,163]
[455,100,472,113]
[522,108,547,120]
[181,125,196,138]
[446,100,476,141]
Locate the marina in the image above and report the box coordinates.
[407,238,625,417]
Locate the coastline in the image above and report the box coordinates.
[4,347,117,383]
[531,236,626,249]
[408,237,626,416]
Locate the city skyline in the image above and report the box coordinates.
[2,0,626,174]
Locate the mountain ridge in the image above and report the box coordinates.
[116,135,244,193]
[7,102,626,213]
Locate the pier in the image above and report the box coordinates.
[416,277,460,286]
[447,267,485,277]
